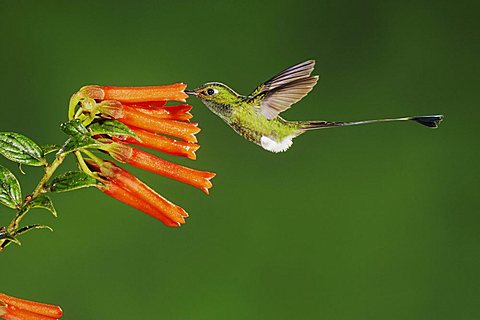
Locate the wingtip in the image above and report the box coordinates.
[299,59,316,68]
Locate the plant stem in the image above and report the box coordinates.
[81,149,103,164]
[0,153,67,251]
[31,153,66,199]
[74,151,98,179]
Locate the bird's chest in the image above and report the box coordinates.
[231,107,277,143]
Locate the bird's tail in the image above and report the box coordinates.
[299,115,444,130]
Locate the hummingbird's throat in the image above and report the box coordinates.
[202,100,233,120]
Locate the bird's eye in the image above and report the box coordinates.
[206,88,217,96]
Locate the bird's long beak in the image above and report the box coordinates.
[184,90,198,96]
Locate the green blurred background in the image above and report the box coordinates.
[0,1,478,319]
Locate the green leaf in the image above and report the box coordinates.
[42,144,61,155]
[0,225,52,249]
[60,119,89,138]
[2,234,21,246]
[0,164,22,209]
[15,224,53,236]
[26,195,57,217]
[59,119,100,154]
[49,171,98,193]
[0,132,46,166]
[88,120,139,140]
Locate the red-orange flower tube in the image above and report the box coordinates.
[0,293,62,319]
[101,181,181,227]
[99,102,200,143]
[131,103,193,122]
[119,106,200,143]
[108,144,215,194]
[1,305,57,320]
[113,126,200,160]
[87,161,187,227]
[80,83,188,103]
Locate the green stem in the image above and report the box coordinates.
[81,149,103,164]
[74,106,84,119]
[68,92,82,120]
[6,153,66,234]
[32,153,66,198]
[0,153,68,252]
[74,151,99,179]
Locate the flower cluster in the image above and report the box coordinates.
[0,83,216,316]
[0,293,62,320]
[68,83,215,226]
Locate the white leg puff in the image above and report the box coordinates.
[260,135,295,153]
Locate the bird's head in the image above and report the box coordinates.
[185,82,239,106]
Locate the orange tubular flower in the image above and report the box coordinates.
[101,181,181,227]
[81,83,188,103]
[87,161,187,227]
[119,105,200,143]
[131,103,193,121]
[113,126,200,160]
[0,293,63,320]
[109,144,215,194]
[1,305,57,320]
[100,102,200,143]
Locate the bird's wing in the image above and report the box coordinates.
[248,60,318,120]
[250,60,316,96]
[258,76,319,119]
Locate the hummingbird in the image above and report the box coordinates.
[185,60,443,153]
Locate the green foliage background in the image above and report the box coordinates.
[0,1,478,319]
